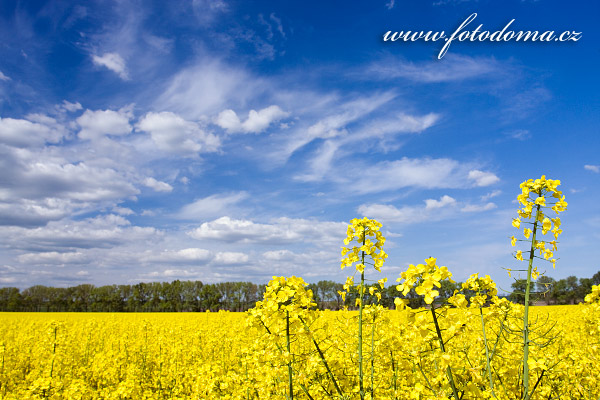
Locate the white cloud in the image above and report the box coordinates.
[77,109,132,141]
[0,117,65,147]
[262,249,295,261]
[113,206,135,215]
[358,195,457,224]
[461,203,497,212]
[143,177,173,193]
[468,170,500,187]
[17,251,88,265]
[137,111,220,156]
[214,251,249,265]
[350,158,493,194]
[481,190,502,201]
[92,52,129,80]
[279,92,397,162]
[215,105,289,134]
[584,165,600,173]
[145,248,212,263]
[156,61,260,119]
[425,195,456,209]
[187,216,347,246]
[507,129,531,141]
[0,214,160,251]
[0,145,139,226]
[192,0,228,25]
[295,111,440,182]
[0,71,11,81]
[365,54,501,83]
[57,100,83,113]
[177,192,248,220]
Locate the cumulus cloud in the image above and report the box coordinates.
[137,111,220,156]
[0,117,65,147]
[143,177,173,192]
[92,52,129,80]
[214,251,249,265]
[0,198,75,227]
[187,216,346,246]
[113,206,135,215]
[358,195,457,224]
[57,100,83,113]
[144,248,212,264]
[215,105,289,134]
[468,170,500,187]
[0,143,139,227]
[177,192,248,220]
[77,109,132,141]
[424,195,456,209]
[17,251,88,265]
[0,214,160,251]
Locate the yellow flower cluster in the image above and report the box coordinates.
[395,257,453,304]
[448,273,498,309]
[511,175,567,270]
[248,276,317,334]
[340,218,387,273]
[585,284,600,304]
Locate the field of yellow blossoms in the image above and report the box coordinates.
[1,176,598,399]
[0,300,599,399]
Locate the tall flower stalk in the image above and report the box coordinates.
[395,257,459,399]
[340,218,387,400]
[510,176,567,399]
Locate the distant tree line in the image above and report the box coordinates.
[0,271,598,312]
[508,271,600,305]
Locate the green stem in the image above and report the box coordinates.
[523,203,541,399]
[370,314,376,399]
[480,308,496,398]
[431,306,460,400]
[390,351,397,399]
[358,235,366,400]
[286,311,294,400]
[298,317,344,398]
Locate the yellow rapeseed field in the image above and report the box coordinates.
[0,304,598,399]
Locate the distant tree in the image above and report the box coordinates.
[536,276,555,305]
[0,287,22,311]
[565,276,579,304]
[509,279,528,305]
[591,271,600,286]
[577,278,593,303]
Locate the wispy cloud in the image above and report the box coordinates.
[176,192,249,220]
[363,54,502,83]
[340,158,498,194]
[584,165,599,173]
[92,53,129,80]
[358,195,457,224]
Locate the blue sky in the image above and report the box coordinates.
[0,0,598,292]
